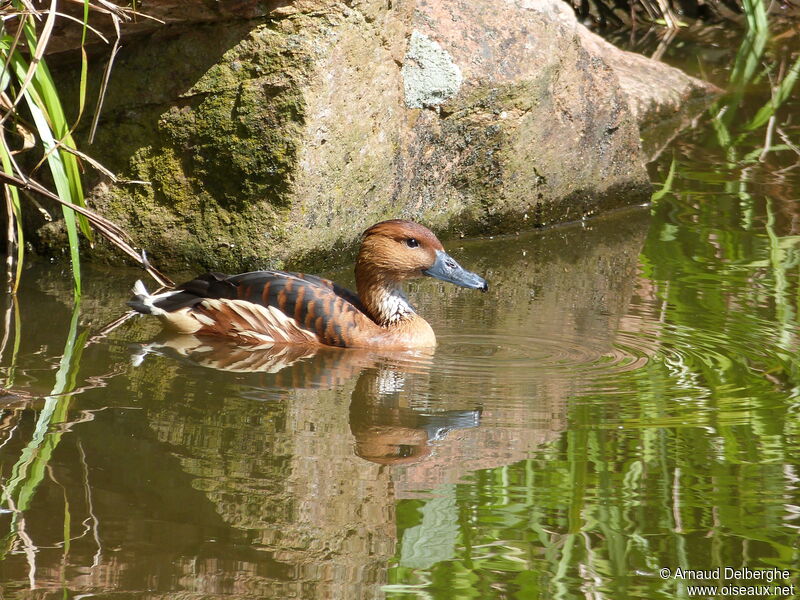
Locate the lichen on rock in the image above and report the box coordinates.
[401,30,464,109]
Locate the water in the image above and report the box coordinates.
[1,26,800,600]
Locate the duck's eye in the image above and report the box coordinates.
[406,238,420,248]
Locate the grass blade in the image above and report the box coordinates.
[745,55,800,132]
[0,138,24,292]
[651,156,677,201]
[0,1,57,127]
[21,88,82,294]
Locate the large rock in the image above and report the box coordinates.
[39,0,716,271]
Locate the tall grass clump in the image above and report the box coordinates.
[0,1,170,297]
[0,2,172,564]
[710,0,800,164]
[567,0,796,30]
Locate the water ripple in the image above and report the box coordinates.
[436,328,656,384]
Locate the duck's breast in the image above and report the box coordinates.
[362,314,437,349]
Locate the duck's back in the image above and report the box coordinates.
[130,271,381,347]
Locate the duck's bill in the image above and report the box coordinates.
[424,250,489,292]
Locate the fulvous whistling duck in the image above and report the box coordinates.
[128,220,488,349]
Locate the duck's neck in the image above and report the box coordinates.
[356,270,416,327]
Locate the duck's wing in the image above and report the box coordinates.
[130,271,379,347]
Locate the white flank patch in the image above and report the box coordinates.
[203,299,319,345]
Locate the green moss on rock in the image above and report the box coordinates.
[32,0,704,274]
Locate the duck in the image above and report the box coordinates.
[128,219,488,349]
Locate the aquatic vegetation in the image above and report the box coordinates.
[567,0,794,30]
[0,1,91,294]
[0,1,170,296]
[726,25,795,136]
[710,7,800,165]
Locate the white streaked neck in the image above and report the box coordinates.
[372,287,416,326]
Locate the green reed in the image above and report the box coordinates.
[709,0,800,164]
[0,2,171,298]
[0,1,94,295]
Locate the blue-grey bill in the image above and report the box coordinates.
[424,249,489,292]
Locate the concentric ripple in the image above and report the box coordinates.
[433,323,658,396]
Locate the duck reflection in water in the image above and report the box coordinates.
[131,334,480,465]
[349,368,481,466]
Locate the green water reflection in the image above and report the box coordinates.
[0,27,799,600]
[383,24,800,596]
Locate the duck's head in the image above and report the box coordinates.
[356,220,488,291]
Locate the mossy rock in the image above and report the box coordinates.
[31,0,716,274]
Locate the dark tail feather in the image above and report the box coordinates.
[128,297,154,314]
[127,279,208,316]
[128,280,162,315]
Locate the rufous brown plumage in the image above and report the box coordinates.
[128,220,488,349]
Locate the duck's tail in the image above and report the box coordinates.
[128,280,175,316]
